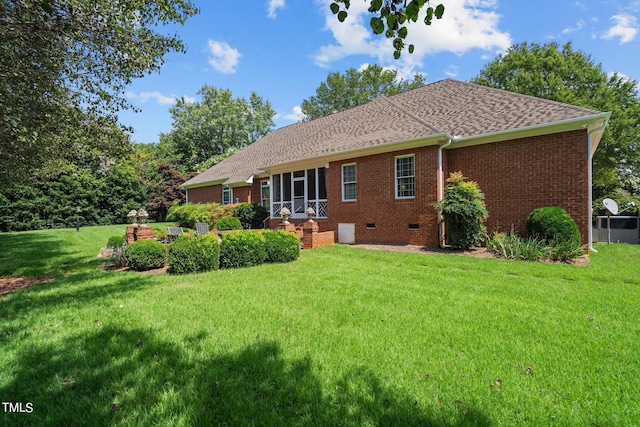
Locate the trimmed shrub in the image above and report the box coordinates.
[168,234,220,274]
[106,235,128,267]
[220,230,266,269]
[233,202,269,229]
[107,235,127,248]
[263,229,300,263]
[433,172,488,249]
[167,202,240,230]
[166,202,210,229]
[216,216,243,231]
[526,207,581,243]
[124,240,166,271]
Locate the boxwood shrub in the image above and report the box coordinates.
[263,229,300,263]
[107,235,127,248]
[124,240,166,271]
[220,230,266,269]
[168,234,220,274]
[526,206,581,243]
[216,216,243,231]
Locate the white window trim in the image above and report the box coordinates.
[341,163,357,202]
[395,154,415,199]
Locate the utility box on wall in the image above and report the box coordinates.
[337,223,355,244]
[595,216,639,244]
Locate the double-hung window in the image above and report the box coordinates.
[395,155,415,199]
[342,163,357,201]
[222,186,232,205]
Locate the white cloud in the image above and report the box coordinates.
[267,0,285,19]
[312,0,512,76]
[126,91,195,106]
[444,65,460,78]
[281,106,307,122]
[602,14,638,44]
[562,19,585,34]
[207,40,242,74]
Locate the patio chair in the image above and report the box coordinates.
[167,227,184,242]
[195,222,210,236]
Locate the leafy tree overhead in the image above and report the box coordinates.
[471,42,640,198]
[160,85,276,173]
[301,64,425,121]
[330,0,445,59]
[0,0,199,182]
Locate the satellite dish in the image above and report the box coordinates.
[603,198,619,215]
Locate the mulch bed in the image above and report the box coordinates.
[0,276,54,297]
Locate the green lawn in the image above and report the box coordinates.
[1,225,639,426]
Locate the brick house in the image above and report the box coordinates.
[182,79,610,249]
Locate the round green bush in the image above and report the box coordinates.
[124,240,167,271]
[220,230,266,269]
[526,207,581,243]
[168,234,220,274]
[107,235,127,248]
[216,216,243,231]
[263,229,300,263]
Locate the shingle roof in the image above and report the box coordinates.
[183,79,604,188]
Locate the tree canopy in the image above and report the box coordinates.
[0,0,199,182]
[300,64,425,121]
[159,86,276,173]
[472,42,640,200]
[330,0,444,58]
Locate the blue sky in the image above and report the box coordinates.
[119,0,640,144]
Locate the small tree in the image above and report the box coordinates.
[433,172,488,249]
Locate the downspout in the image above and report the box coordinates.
[438,137,454,248]
[185,188,189,204]
[587,119,609,253]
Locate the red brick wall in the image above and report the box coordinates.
[324,146,441,246]
[187,181,262,205]
[187,185,222,203]
[445,130,590,243]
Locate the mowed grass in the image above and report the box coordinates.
[0,225,639,426]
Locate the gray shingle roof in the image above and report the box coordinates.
[183,79,604,188]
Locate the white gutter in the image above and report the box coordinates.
[587,117,610,253]
[437,136,456,248]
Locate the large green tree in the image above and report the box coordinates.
[0,0,199,182]
[301,64,425,121]
[329,0,445,58]
[471,42,640,199]
[160,86,276,173]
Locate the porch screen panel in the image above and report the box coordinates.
[307,169,316,200]
[273,175,281,202]
[318,167,327,199]
[283,172,292,201]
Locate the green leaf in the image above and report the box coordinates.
[408,44,415,54]
[394,51,401,59]
[330,3,340,14]
[371,0,383,12]
[337,11,348,22]
[424,7,434,25]
[40,2,54,14]
[370,17,385,34]
[398,26,408,39]
[435,4,445,19]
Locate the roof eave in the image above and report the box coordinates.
[450,112,611,148]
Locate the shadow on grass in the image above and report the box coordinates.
[0,232,98,277]
[1,327,491,426]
